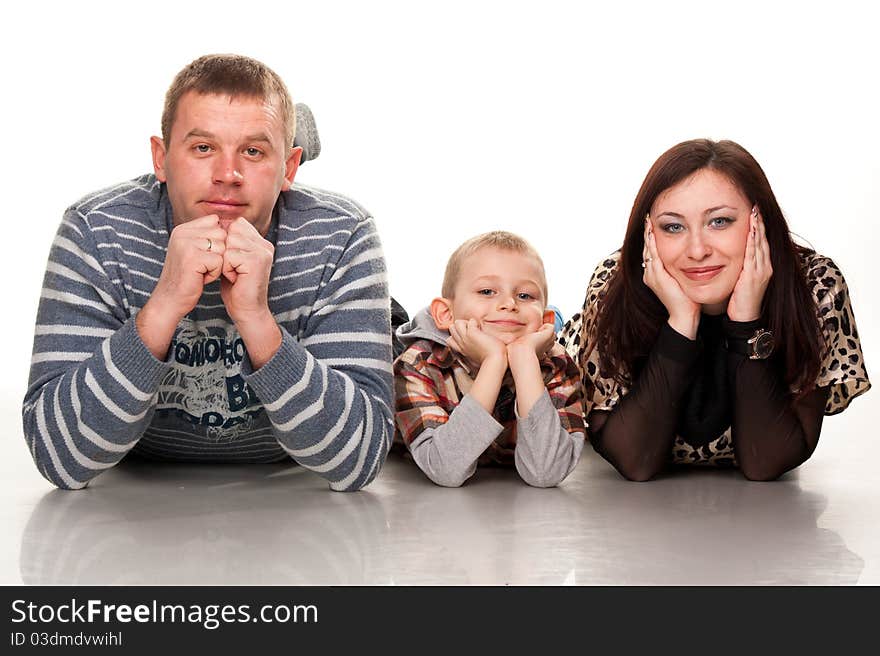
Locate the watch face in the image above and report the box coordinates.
[754,331,774,359]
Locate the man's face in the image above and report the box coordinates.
[448,247,550,341]
[151,91,300,236]
[649,168,752,314]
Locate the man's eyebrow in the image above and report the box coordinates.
[243,133,273,144]
[181,129,273,144]
[182,129,215,141]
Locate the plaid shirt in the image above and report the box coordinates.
[394,340,585,467]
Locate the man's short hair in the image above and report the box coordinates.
[161,54,296,148]
[441,230,548,302]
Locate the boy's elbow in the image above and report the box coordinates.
[521,473,561,488]
[516,460,563,488]
[427,470,469,488]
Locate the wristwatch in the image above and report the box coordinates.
[725,328,774,360]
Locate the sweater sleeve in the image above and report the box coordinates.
[408,395,505,488]
[588,323,702,481]
[242,216,393,492]
[393,347,503,487]
[22,210,171,489]
[513,349,586,488]
[723,318,829,480]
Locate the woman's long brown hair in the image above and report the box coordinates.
[592,139,823,397]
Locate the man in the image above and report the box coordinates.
[23,54,393,491]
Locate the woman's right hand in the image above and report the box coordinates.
[642,217,700,339]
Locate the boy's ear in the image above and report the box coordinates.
[430,297,454,330]
[543,308,557,327]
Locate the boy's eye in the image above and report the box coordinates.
[517,293,535,301]
[477,289,494,296]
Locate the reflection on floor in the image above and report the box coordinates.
[10,448,874,585]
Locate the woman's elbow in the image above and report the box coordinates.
[593,444,664,481]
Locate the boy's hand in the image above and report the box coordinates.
[447,318,508,368]
[507,323,556,365]
[507,323,556,419]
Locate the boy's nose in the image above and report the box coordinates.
[496,293,517,311]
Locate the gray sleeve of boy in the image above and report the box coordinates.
[514,390,585,488]
[408,394,503,487]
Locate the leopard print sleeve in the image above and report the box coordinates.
[558,252,628,416]
[802,252,872,414]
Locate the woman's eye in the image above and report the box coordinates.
[661,223,684,233]
[709,217,734,228]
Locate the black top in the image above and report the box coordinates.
[587,317,829,481]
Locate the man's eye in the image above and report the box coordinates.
[194,144,212,153]
[245,147,263,157]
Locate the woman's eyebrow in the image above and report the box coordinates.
[704,205,738,214]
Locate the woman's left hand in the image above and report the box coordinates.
[727,206,773,322]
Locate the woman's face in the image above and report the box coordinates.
[649,168,752,314]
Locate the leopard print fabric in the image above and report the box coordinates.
[559,250,871,466]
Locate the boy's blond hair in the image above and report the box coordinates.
[441,231,548,302]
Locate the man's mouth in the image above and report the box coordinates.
[202,199,245,210]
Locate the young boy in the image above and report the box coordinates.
[394,231,585,487]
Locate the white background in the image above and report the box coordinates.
[2,0,877,415]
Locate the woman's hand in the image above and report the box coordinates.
[447,318,508,368]
[642,217,700,339]
[727,207,773,322]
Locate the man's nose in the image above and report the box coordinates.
[213,156,244,185]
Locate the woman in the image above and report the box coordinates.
[560,139,870,481]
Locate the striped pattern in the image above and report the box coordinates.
[23,175,393,490]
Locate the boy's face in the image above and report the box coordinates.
[447,247,550,341]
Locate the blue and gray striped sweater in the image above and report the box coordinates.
[23,174,393,490]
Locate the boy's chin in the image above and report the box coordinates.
[481,325,526,344]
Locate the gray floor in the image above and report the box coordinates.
[2,395,877,585]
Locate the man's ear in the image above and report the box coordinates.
[281,146,303,191]
[543,308,557,327]
[150,136,168,183]
[430,297,454,330]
